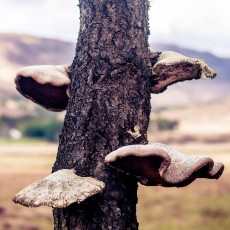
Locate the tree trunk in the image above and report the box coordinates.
[52,0,153,229]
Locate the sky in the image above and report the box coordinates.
[0,0,229,57]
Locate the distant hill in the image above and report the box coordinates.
[148,98,230,144]
[0,33,230,116]
[0,33,75,90]
[0,33,75,67]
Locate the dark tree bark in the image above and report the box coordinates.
[52,0,155,229]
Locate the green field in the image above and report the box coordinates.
[0,142,229,230]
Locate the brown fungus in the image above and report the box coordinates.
[13,169,105,208]
[151,51,216,93]
[105,143,224,187]
[15,65,71,111]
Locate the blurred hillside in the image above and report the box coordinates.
[0,33,74,95]
[1,33,230,110]
[0,33,230,142]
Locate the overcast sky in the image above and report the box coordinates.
[0,0,229,57]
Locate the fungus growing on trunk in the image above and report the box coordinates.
[150,51,217,93]
[15,65,71,111]
[12,2,224,228]
[14,51,216,112]
[13,53,224,210]
[13,169,105,208]
[105,144,224,187]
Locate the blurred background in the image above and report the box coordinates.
[0,0,230,229]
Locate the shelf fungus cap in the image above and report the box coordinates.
[105,143,224,187]
[151,51,217,93]
[15,65,71,111]
[13,169,105,208]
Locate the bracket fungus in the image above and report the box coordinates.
[14,51,217,111]
[12,43,224,228]
[15,65,71,111]
[150,51,217,93]
[13,169,105,208]
[105,143,224,187]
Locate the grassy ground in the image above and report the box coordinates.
[0,137,44,145]
[0,141,229,230]
[138,172,230,230]
[0,142,56,230]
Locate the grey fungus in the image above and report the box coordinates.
[14,52,216,111]
[13,169,105,208]
[105,143,224,187]
[150,51,217,94]
[15,65,71,112]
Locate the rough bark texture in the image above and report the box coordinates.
[52,0,154,229]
